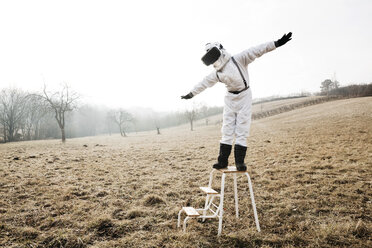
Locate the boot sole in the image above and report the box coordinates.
[236,164,247,171]
[213,164,228,170]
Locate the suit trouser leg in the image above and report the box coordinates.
[220,104,236,146]
[235,99,252,147]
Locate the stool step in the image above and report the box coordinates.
[183,207,200,217]
[200,187,218,195]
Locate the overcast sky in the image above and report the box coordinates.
[0,0,371,111]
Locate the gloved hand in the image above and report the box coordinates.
[275,32,292,47]
[181,92,193,100]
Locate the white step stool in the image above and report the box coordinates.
[177,166,261,236]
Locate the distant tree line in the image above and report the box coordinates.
[5,80,368,143]
[0,85,223,143]
[320,79,372,97]
[328,83,372,97]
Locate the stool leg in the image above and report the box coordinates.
[233,173,239,218]
[178,209,183,228]
[246,172,261,232]
[204,169,215,222]
[183,216,190,232]
[218,173,226,236]
[202,195,210,222]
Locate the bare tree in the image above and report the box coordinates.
[320,79,333,96]
[200,104,210,126]
[111,109,132,137]
[0,88,28,142]
[155,120,161,135]
[320,79,339,96]
[41,83,79,142]
[131,117,139,134]
[185,103,199,131]
[105,112,114,136]
[0,105,6,142]
[151,112,161,135]
[21,94,49,140]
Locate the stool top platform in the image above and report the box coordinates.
[216,166,248,173]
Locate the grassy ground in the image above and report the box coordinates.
[0,97,371,247]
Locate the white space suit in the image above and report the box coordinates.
[190,41,276,147]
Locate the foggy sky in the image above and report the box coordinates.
[0,0,371,111]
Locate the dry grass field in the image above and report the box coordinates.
[0,97,371,248]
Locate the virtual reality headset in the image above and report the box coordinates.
[201,46,222,66]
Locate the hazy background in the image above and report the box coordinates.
[0,0,371,111]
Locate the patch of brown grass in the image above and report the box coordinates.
[126,208,146,219]
[40,234,86,248]
[143,194,166,206]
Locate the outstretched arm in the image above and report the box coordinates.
[181,71,219,100]
[235,32,292,66]
[234,42,276,66]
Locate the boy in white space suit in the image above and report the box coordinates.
[181,33,292,171]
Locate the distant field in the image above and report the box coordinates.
[0,97,371,247]
[194,95,327,127]
[252,96,323,111]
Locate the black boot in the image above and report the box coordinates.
[234,144,247,171]
[213,143,232,169]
